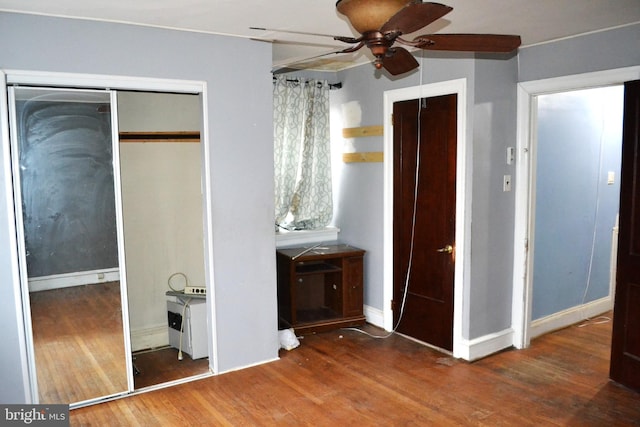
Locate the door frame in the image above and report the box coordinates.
[512,66,640,349]
[0,70,32,403]
[2,69,217,404]
[383,78,468,359]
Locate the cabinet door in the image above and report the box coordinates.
[343,256,364,317]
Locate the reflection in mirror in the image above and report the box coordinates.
[10,87,129,403]
[117,91,210,389]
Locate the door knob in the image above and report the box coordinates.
[436,245,453,254]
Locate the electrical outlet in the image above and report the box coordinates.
[503,175,512,192]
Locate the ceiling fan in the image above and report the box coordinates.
[253,0,521,76]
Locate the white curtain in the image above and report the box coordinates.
[273,76,332,230]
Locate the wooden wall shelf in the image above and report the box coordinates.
[342,125,384,163]
[342,152,384,163]
[342,125,383,138]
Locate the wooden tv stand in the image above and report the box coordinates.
[276,244,366,334]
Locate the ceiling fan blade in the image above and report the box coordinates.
[250,27,360,44]
[380,2,452,35]
[414,34,522,53]
[300,46,362,62]
[382,47,419,76]
[276,44,366,71]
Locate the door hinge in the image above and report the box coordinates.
[391,299,397,312]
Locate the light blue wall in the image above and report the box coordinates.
[532,86,623,320]
[0,12,278,403]
[518,24,640,82]
[468,55,518,337]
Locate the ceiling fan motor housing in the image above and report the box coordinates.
[361,31,395,68]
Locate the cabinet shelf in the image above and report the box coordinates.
[296,307,341,324]
[276,244,366,334]
[295,262,342,275]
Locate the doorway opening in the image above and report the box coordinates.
[529,85,623,337]
[512,66,640,349]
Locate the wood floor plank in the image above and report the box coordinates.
[30,282,129,404]
[133,347,209,389]
[71,313,640,426]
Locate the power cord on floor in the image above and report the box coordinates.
[577,107,612,329]
[178,297,192,361]
[577,315,611,328]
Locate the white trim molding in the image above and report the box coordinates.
[5,70,204,94]
[130,324,169,352]
[529,297,613,340]
[458,328,515,362]
[275,226,340,248]
[363,304,384,328]
[28,268,120,292]
[0,70,33,403]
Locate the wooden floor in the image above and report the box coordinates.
[133,347,209,389]
[70,313,640,426]
[30,282,129,404]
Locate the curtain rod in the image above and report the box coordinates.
[273,76,342,90]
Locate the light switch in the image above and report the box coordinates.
[607,171,615,185]
[506,147,515,165]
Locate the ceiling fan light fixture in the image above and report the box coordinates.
[336,0,415,34]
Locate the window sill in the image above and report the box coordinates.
[275,226,340,248]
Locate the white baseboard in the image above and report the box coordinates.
[131,324,169,352]
[457,328,515,361]
[529,296,613,340]
[363,304,384,328]
[28,268,120,292]
[218,357,280,375]
[365,304,513,362]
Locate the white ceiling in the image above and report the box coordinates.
[1,0,639,71]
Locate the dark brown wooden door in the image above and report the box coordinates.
[610,79,640,392]
[393,94,457,351]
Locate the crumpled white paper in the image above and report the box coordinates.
[278,328,300,351]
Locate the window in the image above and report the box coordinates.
[273,76,333,230]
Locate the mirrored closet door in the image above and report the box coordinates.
[117,91,210,390]
[8,85,211,406]
[8,87,131,404]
